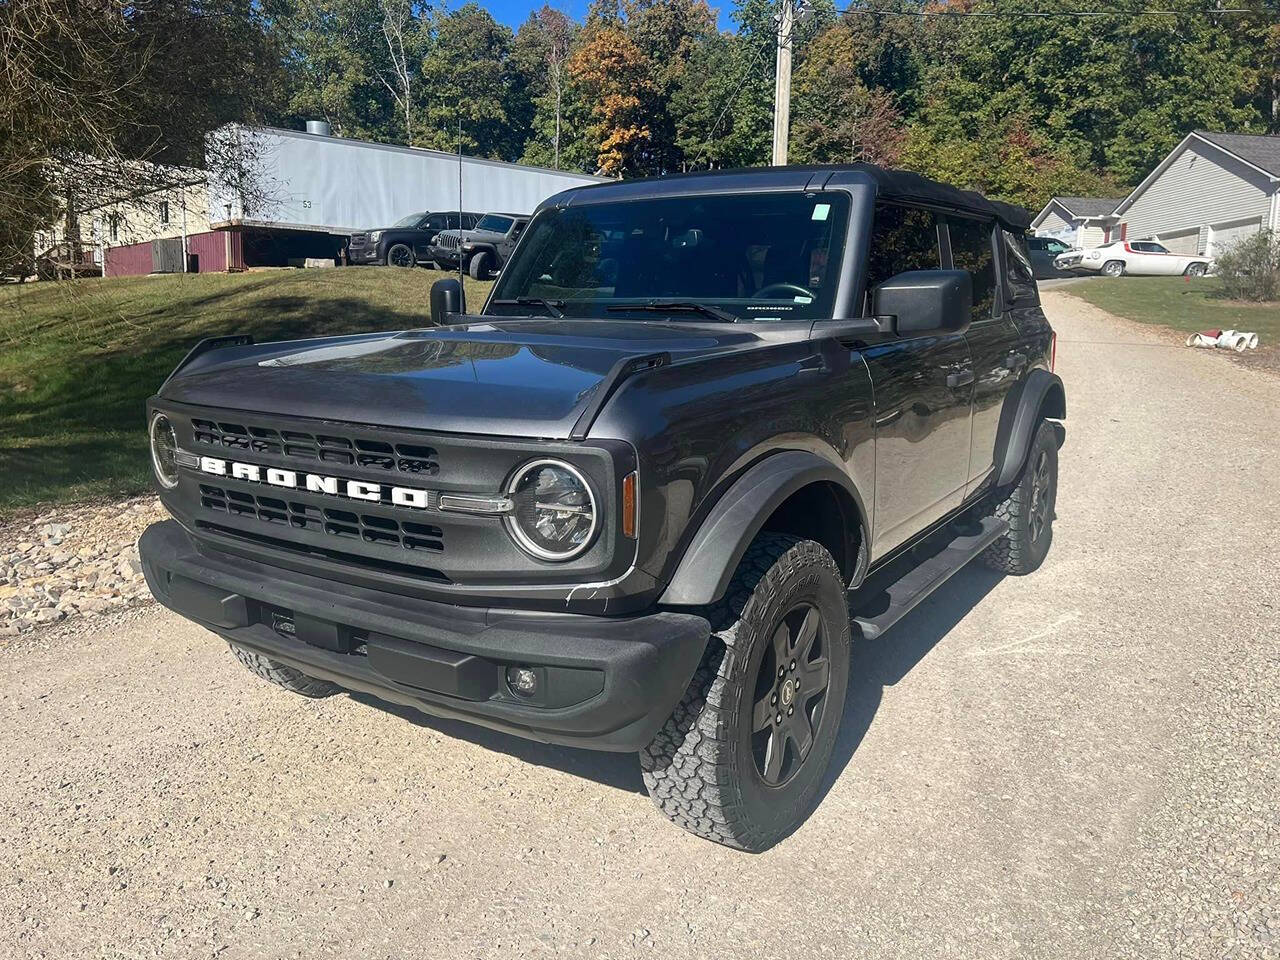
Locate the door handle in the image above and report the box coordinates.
[946,369,975,389]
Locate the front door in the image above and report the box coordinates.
[859,202,975,558]
[864,335,975,555]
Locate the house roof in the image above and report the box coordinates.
[1053,196,1123,218]
[1193,130,1280,178]
[1113,130,1280,218]
[1030,195,1121,229]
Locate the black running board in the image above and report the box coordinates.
[850,516,1009,639]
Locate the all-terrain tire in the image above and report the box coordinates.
[640,533,851,852]
[981,418,1058,575]
[468,251,491,280]
[229,644,340,698]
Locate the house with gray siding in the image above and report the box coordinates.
[1111,131,1280,256]
[1031,196,1123,249]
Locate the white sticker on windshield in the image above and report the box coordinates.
[793,295,813,304]
[812,203,830,221]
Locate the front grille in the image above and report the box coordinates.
[199,483,444,553]
[191,419,439,476]
[435,233,460,251]
[350,233,369,245]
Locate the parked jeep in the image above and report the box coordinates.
[347,211,480,268]
[429,212,529,279]
[140,165,1064,851]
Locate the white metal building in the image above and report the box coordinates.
[206,123,607,267]
[1031,196,1123,249]
[1111,131,1280,256]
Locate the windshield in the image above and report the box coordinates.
[391,212,427,228]
[476,214,515,233]
[489,192,848,321]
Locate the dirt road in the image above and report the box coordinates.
[3,292,1277,959]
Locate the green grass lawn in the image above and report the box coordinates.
[0,268,493,514]
[1060,276,1280,344]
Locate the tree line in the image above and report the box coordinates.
[269,0,1278,202]
[2,0,1278,271]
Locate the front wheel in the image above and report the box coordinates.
[385,243,415,269]
[468,251,491,280]
[229,644,339,698]
[641,534,851,852]
[1101,260,1125,278]
[981,418,1058,575]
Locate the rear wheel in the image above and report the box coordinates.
[1101,260,1125,278]
[468,250,491,280]
[229,644,339,698]
[981,418,1058,575]
[641,534,851,852]
[1185,262,1207,278]
[386,243,414,269]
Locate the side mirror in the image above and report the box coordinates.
[429,278,465,325]
[871,269,972,336]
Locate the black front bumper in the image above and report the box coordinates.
[347,246,381,264]
[140,521,709,751]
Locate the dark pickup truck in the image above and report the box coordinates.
[140,165,1064,852]
[347,211,480,267]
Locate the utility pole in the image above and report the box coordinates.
[771,0,794,166]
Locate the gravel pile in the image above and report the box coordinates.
[0,497,163,636]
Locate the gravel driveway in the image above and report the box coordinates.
[2,291,1277,960]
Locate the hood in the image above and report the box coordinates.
[159,318,764,438]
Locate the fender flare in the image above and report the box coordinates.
[992,368,1066,487]
[659,451,867,607]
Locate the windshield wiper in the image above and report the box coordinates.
[490,297,564,317]
[606,301,737,324]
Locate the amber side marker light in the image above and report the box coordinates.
[622,472,637,539]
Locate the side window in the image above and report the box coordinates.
[947,217,997,321]
[426,214,448,229]
[863,203,942,313]
[1002,230,1038,303]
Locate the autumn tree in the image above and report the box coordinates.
[791,21,906,165]
[568,24,654,176]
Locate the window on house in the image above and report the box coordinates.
[946,216,997,321]
[109,215,120,242]
[862,203,943,313]
[159,201,170,224]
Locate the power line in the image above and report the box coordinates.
[694,40,773,167]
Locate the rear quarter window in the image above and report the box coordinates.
[947,217,997,321]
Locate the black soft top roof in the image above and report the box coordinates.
[543,163,1032,231]
[855,165,1031,231]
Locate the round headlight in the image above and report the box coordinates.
[149,413,180,489]
[504,460,597,561]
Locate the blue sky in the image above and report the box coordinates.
[480,0,737,33]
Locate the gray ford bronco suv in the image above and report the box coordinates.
[140,165,1064,851]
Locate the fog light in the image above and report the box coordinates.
[506,666,538,697]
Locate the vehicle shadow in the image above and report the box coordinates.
[345,692,649,794]
[345,561,1004,802]
[818,563,1005,803]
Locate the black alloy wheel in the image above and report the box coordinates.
[750,602,832,786]
[1028,447,1052,545]
[386,243,414,268]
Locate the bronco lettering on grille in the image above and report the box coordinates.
[196,456,433,509]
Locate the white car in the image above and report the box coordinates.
[1054,240,1212,278]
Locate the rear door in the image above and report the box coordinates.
[860,203,974,557]
[949,216,1020,498]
